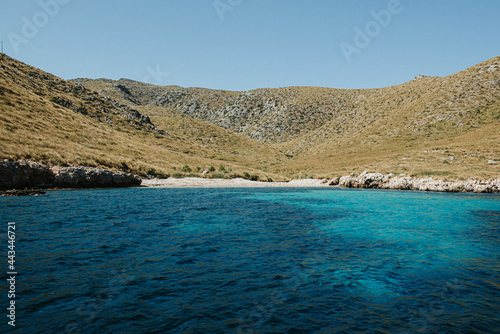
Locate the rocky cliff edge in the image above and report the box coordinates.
[0,160,142,190]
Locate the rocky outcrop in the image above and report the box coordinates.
[51,166,142,188]
[0,160,54,190]
[0,160,142,190]
[335,171,500,193]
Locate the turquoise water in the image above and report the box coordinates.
[1,187,499,333]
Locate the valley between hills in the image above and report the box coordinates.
[1,53,499,183]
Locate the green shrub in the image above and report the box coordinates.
[208,166,216,172]
[156,171,169,179]
[181,164,192,173]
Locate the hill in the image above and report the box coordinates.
[0,53,285,181]
[1,53,498,182]
[73,56,500,180]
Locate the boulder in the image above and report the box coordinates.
[356,171,385,188]
[328,177,340,186]
[339,173,357,187]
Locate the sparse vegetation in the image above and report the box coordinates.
[0,54,499,181]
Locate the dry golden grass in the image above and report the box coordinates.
[273,123,500,180]
[2,53,499,181]
[0,54,286,181]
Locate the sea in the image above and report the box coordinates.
[1,187,499,333]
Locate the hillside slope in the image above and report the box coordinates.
[273,57,500,178]
[74,56,500,179]
[0,53,497,182]
[74,57,499,146]
[0,54,285,180]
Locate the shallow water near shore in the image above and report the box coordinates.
[1,187,499,333]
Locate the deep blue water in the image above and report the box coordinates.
[1,187,500,333]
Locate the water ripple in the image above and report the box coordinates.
[0,188,499,333]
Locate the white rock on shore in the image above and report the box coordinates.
[140,173,500,193]
[336,171,500,193]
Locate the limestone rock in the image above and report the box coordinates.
[328,177,340,186]
[332,172,499,193]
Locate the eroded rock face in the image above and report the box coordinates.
[0,160,141,190]
[51,166,141,188]
[332,171,500,193]
[0,160,54,189]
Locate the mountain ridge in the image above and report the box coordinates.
[1,53,499,181]
[72,56,500,146]
[0,53,286,181]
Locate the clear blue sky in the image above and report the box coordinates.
[1,0,499,91]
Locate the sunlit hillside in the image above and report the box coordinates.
[73,56,500,180]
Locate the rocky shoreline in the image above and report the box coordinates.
[142,172,500,193]
[0,160,142,191]
[1,189,47,197]
[1,160,498,194]
[330,171,500,193]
